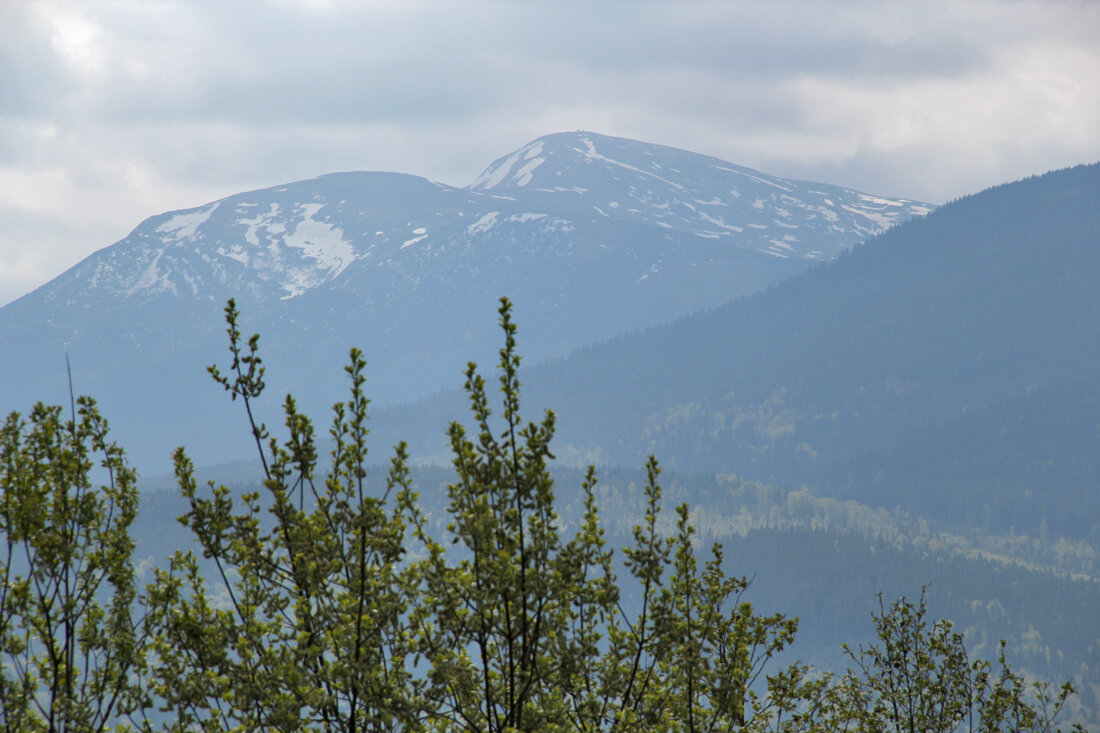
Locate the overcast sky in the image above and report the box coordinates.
[1,0,1097,306]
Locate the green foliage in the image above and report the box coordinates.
[773,591,1085,733]
[0,398,144,731]
[146,297,804,731]
[146,299,420,731]
[406,300,800,731]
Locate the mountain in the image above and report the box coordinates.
[372,163,1100,547]
[0,131,929,473]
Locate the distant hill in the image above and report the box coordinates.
[0,132,928,474]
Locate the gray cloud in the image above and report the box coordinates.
[1,0,1098,305]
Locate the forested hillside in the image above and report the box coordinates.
[372,164,1099,547]
[135,460,1100,718]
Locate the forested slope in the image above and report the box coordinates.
[372,164,1100,545]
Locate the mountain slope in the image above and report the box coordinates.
[374,163,1100,544]
[0,132,929,473]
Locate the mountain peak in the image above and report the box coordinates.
[469,130,724,192]
[469,131,930,260]
[468,131,792,194]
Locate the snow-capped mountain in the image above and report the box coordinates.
[0,132,931,472]
[471,133,925,260]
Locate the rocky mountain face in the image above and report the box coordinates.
[0,131,930,472]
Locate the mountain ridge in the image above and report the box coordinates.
[505,162,1100,538]
[1,131,931,473]
[11,132,930,310]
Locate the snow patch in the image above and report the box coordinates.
[239,203,284,247]
[714,166,792,192]
[280,203,356,282]
[858,194,903,207]
[218,244,251,267]
[511,156,545,187]
[523,141,544,160]
[157,202,219,241]
[575,136,686,191]
[232,202,356,298]
[467,211,500,234]
[696,210,742,233]
[474,154,521,189]
[637,263,660,283]
[543,186,588,193]
[402,226,429,248]
[509,213,547,223]
[472,141,545,189]
[133,251,164,290]
[843,205,895,229]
